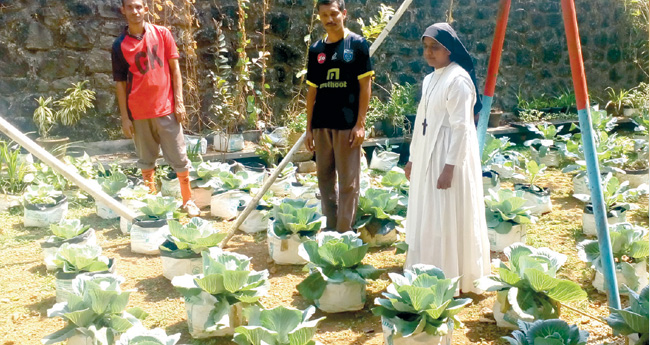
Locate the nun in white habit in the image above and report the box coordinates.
[404,23,490,294]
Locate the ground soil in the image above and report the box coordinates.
[0,169,646,345]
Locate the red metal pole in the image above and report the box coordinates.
[483,0,511,97]
[561,0,589,110]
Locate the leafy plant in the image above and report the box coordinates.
[43,273,147,345]
[605,86,634,116]
[190,160,231,189]
[524,160,547,191]
[117,185,151,201]
[484,189,535,234]
[138,197,178,220]
[52,243,110,274]
[216,170,253,191]
[297,232,383,301]
[286,112,307,135]
[233,305,325,345]
[524,123,570,158]
[577,222,649,291]
[357,4,394,43]
[97,170,131,197]
[372,264,472,337]
[475,243,587,326]
[116,326,180,345]
[255,134,287,167]
[376,83,418,128]
[573,173,648,211]
[270,198,322,238]
[481,134,525,179]
[354,188,404,235]
[380,168,409,200]
[165,218,226,254]
[605,285,649,345]
[502,319,589,345]
[50,219,91,241]
[64,152,97,180]
[0,140,30,194]
[23,184,62,205]
[33,81,96,139]
[33,162,71,191]
[172,248,270,332]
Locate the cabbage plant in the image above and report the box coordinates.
[43,274,147,345]
[50,219,91,241]
[172,248,270,332]
[484,189,535,234]
[53,243,110,274]
[606,285,649,345]
[139,196,178,220]
[233,305,325,345]
[578,223,649,292]
[481,134,525,179]
[270,199,322,238]
[372,264,471,337]
[573,173,648,211]
[163,218,226,255]
[97,171,131,197]
[354,188,404,235]
[189,161,230,189]
[503,319,589,345]
[217,170,253,191]
[297,232,383,301]
[474,243,587,327]
[117,185,152,201]
[524,123,570,159]
[115,326,180,345]
[23,183,61,205]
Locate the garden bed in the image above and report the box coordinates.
[0,169,644,344]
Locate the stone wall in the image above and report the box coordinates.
[0,0,646,141]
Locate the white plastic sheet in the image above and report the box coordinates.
[369,149,400,172]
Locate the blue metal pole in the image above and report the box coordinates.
[561,0,620,308]
[477,96,493,154]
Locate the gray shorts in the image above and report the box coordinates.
[132,113,190,172]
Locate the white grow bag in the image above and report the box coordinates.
[41,229,97,271]
[582,205,627,237]
[359,226,398,247]
[592,262,649,295]
[515,184,552,215]
[237,205,271,234]
[55,259,115,303]
[572,174,589,197]
[211,190,252,219]
[382,317,453,345]
[488,224,526,253]
[267,221,309,265]
[370,149,400,172]
[315,279,366,313]
[482,171,500,196]
[184,292,244,338]
[161,176,182,199]
[120,198,146,235]
[531,149,562,168]
[192,187,213,210]
[492,292,522,330]
[24,195,68,228]
[185,135,208,155]
[130,218,170,255]
[160,241,203,280]
[213,133,244,152]
[66,333,94,345]
[268,166,298,197]
[616,169,650,189]
[95,199,119,220]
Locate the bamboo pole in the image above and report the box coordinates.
[368,0,414,57]
[220,133,306,247]
[0,116,139,221]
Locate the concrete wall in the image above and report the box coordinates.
[0,0,646,141]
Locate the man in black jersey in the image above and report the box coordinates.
[305,0,374,232]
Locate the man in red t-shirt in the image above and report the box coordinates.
[111,0,199,216]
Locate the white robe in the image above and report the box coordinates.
[405,62,490,293]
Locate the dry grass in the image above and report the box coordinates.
[0,169,646,344]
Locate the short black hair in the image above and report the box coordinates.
[317,0,346,11]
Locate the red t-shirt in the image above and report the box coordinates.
[111,23,179,120]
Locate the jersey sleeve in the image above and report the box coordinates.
[111,37,129,82]
[305,46,318,88]
[162,27,180,60]
[356,38,374,80]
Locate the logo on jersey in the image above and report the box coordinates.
[317,53,326,64]
[332,52,338,60]
[343,49,353,62]
[320,68,346,89]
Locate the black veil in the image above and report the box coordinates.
[422,23,483,115]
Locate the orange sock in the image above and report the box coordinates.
[142,168,157,194]
[177,170,192,205]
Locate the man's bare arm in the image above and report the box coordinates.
[169,58,186,123]
[115,81,133,138]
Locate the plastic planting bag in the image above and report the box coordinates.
[160,245,203,280]
[382,318,453,345]
[213,133,244,152]
[370,147,400,172]
[192,187,213,210]
[268,127,289,147]
[161,176,182,199]
[237,205,271,234]
[55,259,116,303]
[24,195,68,228]
[41,229,96,271]
[185,135,208,155]
[95,199,119,219]
[315,279,366,313]
[184,292,244,338]
[210,190,251,219]
[130,218,170,255]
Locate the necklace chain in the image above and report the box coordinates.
[423,67,449,115]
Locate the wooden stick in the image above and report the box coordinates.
[0,116,139,221]
[220,133,307,248]
[369,0,414,57]
[560,302,608,325]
